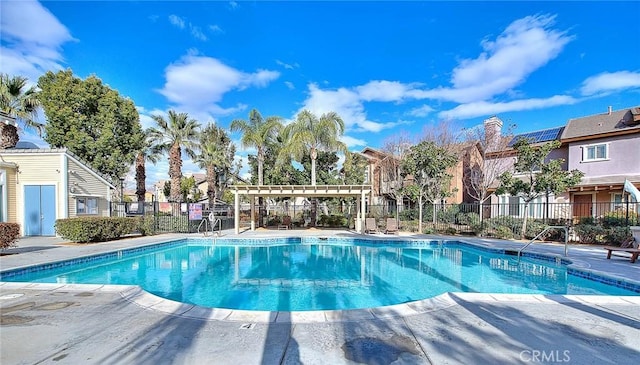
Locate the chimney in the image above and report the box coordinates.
[608,106,612,115]
[483,116,503,150]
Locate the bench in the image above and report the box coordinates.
[603,247,640,263]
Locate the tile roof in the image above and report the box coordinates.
[560,106,640,140]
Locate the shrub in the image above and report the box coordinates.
[439,226,458,235]
[267,216,282,226]
[458,212,480,226]
[401,220,418,232]
[602,211,639,228]
[0,223,20,250]
[493,226,514,240]
[574,223,606,244]
[55,217,140,243]
[399,208,418,221]
[436,205,460,224]
[524,221,549,240]
[136,215,156,236]
[603,226,631,245]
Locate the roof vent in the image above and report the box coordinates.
[608,106,612,115]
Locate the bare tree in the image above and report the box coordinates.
[380,132,414,220]
[463,118,515,225]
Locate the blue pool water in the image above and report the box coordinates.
[1,238,637,311]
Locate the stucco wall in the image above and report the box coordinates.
[568,134,640,177]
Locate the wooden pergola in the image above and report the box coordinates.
[230,185,372,234]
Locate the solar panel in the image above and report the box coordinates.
[508,127,564,147]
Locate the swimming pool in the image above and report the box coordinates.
[1,237,638,311]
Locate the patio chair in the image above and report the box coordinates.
[365,218,379,234]
[278,216,292,230]
[384,218,399,235]
[603,237,640,263]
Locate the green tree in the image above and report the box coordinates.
[340,151,367,185]
[0,74,44,149]
[230,109,282,185]
[247,130,305,186]
[134,130,161,204]
[163,176,202,203]
[195,124,235,206]
[401,141,458,233]
[282,109,348,186]
[231,109,282,227]
[38,70,144,180]
[496,139,583,238]
[148,110,200,202]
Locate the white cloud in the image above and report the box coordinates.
[158,54,279,121]
[276,60,299,69]
[0,0,75,80]
[340,135,367,148]
[411,14,573,104]
[168,14,185,29]
[408,105,434,117]
[356,80,414,102]
[301,83,405,133]
[209,24,224,34]
[190,26,207,41]
[439,95,578,120]
[580,71,640,96]
[284,81,295,90]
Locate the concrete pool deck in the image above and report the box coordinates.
[1,230,639,364]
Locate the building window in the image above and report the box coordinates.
[77,197,98,215]
[508,196,520,216]
[583,143,608,162]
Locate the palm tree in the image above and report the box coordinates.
[134,129,162,204]
[283,109,347,186]
[230,109,282,185]
[0,74,43,149]
[195,124,235,206]
[148,110,200,202]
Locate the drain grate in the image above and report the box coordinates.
[239,323,256,330]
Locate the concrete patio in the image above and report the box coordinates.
[1,230,639,364]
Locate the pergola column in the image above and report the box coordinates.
[250,195,256,231]
[360,190,366,234]
[234,190,240,234]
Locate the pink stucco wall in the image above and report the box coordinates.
[567,134,640,177]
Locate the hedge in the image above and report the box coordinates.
[0,223,20,250]
[55,217,147,243]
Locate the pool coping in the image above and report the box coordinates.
[1,234,639,324]
[2,281,639,324]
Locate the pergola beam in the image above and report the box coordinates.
[231,184,372,234]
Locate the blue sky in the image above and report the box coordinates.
[2,0,639,188]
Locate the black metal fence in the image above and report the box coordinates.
[110,200,638,241]
[110,201,234,234]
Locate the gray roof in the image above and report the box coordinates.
[560,106,640,140]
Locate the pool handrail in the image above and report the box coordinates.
[518,225,569,260]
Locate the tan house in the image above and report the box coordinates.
[360,143,472,211]
[0,144,116,236]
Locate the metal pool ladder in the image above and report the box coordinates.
[197,216,222,237]
[518,225,569,261]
